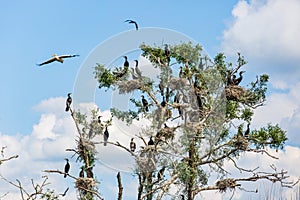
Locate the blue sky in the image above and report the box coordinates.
[1,0,300,199]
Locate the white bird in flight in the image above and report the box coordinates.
[37,54,79,66]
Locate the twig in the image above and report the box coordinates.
[43,170,77,180]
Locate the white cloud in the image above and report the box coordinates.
[221,0,300,82]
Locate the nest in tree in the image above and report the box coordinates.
[168,78,189,90]
[216,178,237,192]
[117,80,142,93]
[232,135,249,150]
[75,177,96,192]
[77,138,96,159]
[225,85,246,101]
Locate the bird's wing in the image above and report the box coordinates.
[133,22,138,30]
[37,57,57,66]
[59,54,80,59]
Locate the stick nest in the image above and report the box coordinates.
[75,177,96,191]
[216,178,237,192]
[117,80,142,93]
[225,85,246,101]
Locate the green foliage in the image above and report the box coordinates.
[41,189,59,200]
[246,74,269,105]
[94,64,116,90]
[250,124,287,150]
[110,108,139,125]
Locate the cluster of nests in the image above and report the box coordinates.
[77,137,96,158]
[216,178,239,192]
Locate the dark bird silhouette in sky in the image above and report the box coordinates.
[124,19,138,30]
[60,187,69,197]
[130,138,136,152]
[233,71,245,85]
[141,95,149,112]
[103,126,109,146]
[37,54,79,66]
[148,136,154,146]
[65,93,72,112]
[64,158,70,178]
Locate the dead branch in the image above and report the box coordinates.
[0,155,19,164]
[117,172,123,200]
[43,170,77,180]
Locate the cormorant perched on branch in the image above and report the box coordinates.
[157,166,166,182]
[179,66,183,78]
[233,71,245,85]
[141,95,149,112]
[65,93,72,112]
[131,68,139,79]
[130,138,136,152]
[134,60,142,77]
[123,56,129,68]
[97,116,102,124]
[164,44,170,64]
[148,136,154,146]
[124,19,138,30]
[86,167,94,178]
[64,158,70,178]
[37,54,79,66]
[244,123,250,136]
[79,167,84,178]
[103,126,109,146]
[161,96,167,107]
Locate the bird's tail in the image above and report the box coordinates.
[104,141,107,146]
[65,106,69,112]
[64,174,67,178]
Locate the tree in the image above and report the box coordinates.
[92,41,294,200]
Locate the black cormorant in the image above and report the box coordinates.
[65,93,72,112]
[161,96,167,107]
[179,66,183,78]
[131,68,139,79]
[79,166,84,178]
[64,158,70,178]
[98,116,102,124]
[134,60,142,77]
[148,136,154,146]
[37,54,79,66]
[123,56,129,68]
[86,167,94,178]
[244,123,250,136]
[124,19,138,30]
[103,126,109,146]
[157,166,166,182]
[130,138,136,152]
[141,95,149,112]
[233,71,245,85]
[164,44,170,64]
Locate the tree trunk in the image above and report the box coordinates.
[187,140,195,200]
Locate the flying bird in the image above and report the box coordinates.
[130,138,136,152]
[60,187,69,197]
[64,158,70,178]
[124,19,138,30]
[103,126,109,146]
[65,93,72,112]
[37,54,79,66]
[141,95,149,112]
